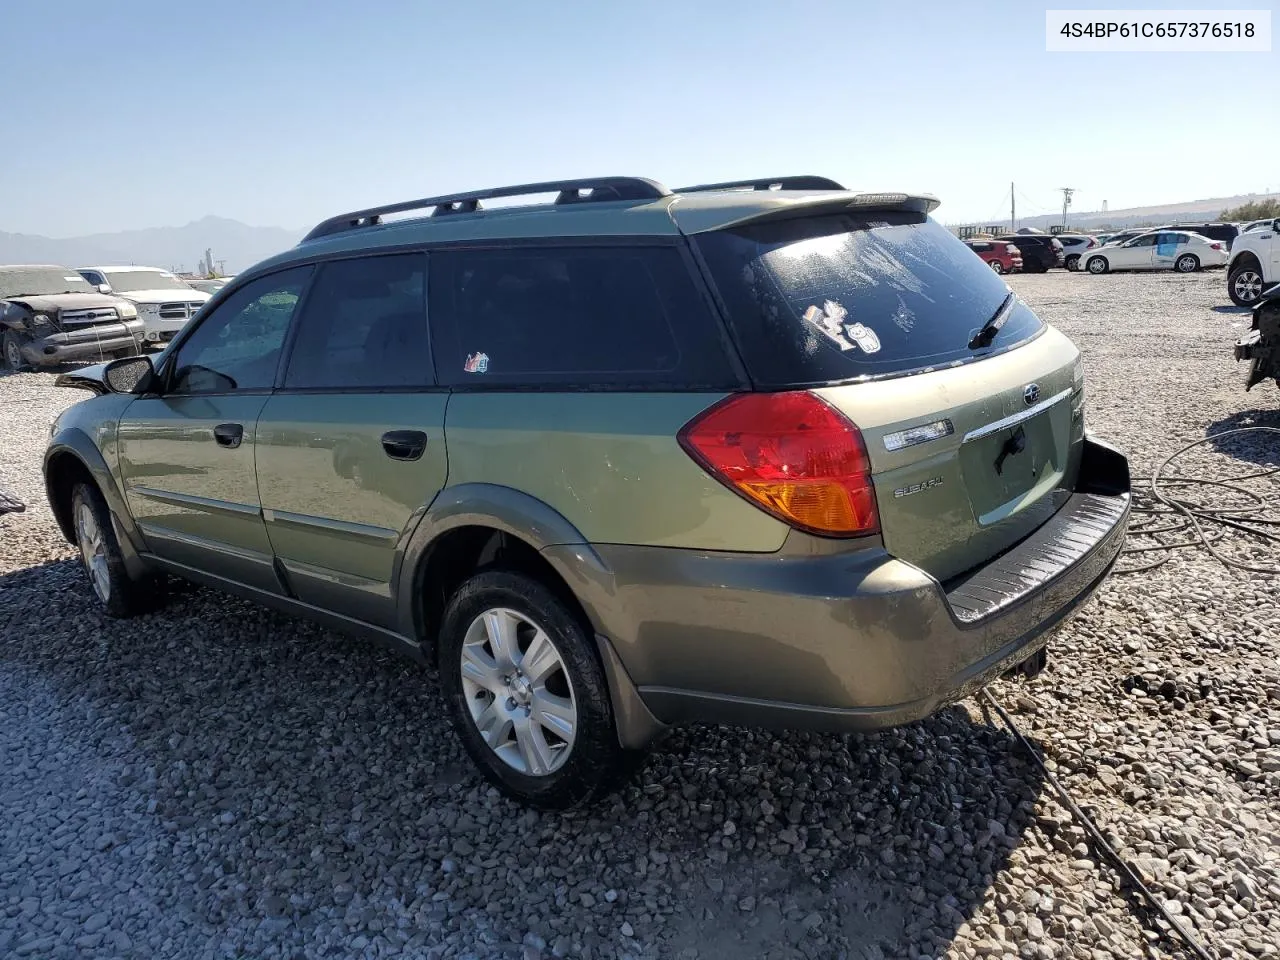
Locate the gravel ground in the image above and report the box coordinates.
[2,269,1279,960]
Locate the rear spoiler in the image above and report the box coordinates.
[675,191,942,235]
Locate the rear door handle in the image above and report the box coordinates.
[213,423,244,449]
[381,430,428,461]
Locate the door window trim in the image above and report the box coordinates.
[271,250,441,394]
[153,264,316,398]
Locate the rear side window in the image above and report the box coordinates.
[429,244,736,388]
[284,253,430,389]
[697,214,1044,386]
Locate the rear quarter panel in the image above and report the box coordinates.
[442,392,792,551]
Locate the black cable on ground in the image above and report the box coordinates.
[981,689,1215,960]
[1114,427,1280,575]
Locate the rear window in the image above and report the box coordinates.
[696,215,1043,386]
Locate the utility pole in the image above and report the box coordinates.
[1010,182,1016,232]
[1059,187,1075,229]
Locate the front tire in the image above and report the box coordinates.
[2,329,31,372]
[439,570,632,809]
[1066,254,1080,271]
[71,482,163,617]
[1086,256,1109,275]
[1175,253,1199,273]
[1228,264,1265,307]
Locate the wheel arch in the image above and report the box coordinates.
[395,483,615,657]
[1230,250,1263,272]
[396,484,663,749]
[44,430,148,578]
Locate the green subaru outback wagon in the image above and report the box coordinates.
[45,175,1131,808]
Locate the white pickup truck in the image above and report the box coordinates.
[1226,218,1280,307]
[77,265,210,346]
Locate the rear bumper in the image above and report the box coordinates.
[571,436,1130,741]
[20,320,145,366]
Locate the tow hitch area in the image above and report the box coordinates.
[1002,646,1048,681]
[1236,293,1280,391]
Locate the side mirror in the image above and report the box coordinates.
[96,283,112,295]
[103,355,156,395]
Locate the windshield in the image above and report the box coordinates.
[697,214,1044,387]
[102,269,193,293]
[0,267,96,297]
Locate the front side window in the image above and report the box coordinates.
[1128,234,1159,247]
[168,266,312,394]
[697,214,1044,386]
[284,253,430,389]
[430,244,735,388]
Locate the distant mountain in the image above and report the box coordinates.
[955,192,1280,233]
[0,216,302,274]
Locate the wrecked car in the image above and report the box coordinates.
[1235,285,1280,390]
[1,265,145,371]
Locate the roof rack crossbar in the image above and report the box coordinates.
[303,177,672,241]
[675,176,846,194]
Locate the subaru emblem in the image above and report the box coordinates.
[1023,383,1041,405]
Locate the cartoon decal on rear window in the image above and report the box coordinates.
[463,351,490,373]
[801,301,881,354]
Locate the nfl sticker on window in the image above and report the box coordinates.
[463,352,490,374]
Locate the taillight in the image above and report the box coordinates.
[1210,242,1223,250]
[678,391,880,537]
[1006,244,1019,254]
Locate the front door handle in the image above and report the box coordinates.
[213,423,244,449]
[381,430,428,461]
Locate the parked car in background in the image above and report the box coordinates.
[963,238,1022,274]
[1081,230,1227,274]
[1158,221,1240,251]
[1226,218,1279,307]
[1055,235,1101,271]
[994,234,1064,272]
[1,265,144,371]
[42,174,1130,809]
[1241,219,1276,235]
[78,266,211,347]
[186,277,233,295]
[1096,229,1145,247]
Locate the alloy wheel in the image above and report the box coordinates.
[459,607,577,776]
[4,338,21,370]
[1234,270,1263,303]
[76,502,111,602]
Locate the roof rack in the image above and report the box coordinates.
[675,176,845,194]
[302,176,672,242]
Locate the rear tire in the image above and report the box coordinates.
[70,482,164,618]
[1228,263,1265,307]
[438,570,635,809]
[1065,255,1080,271]
[2,330,31,372]
[1086,256,1109,275]
[1174,254,1199,273]
[990,261,1005,274]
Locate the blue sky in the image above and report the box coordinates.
[2,0,1276,236]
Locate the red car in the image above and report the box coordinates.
[964,238,1022,274]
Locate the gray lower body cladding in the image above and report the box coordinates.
[19,320,144,366]
[555,436,1130,739]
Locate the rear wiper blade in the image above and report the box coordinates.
[969,292,1017,350]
